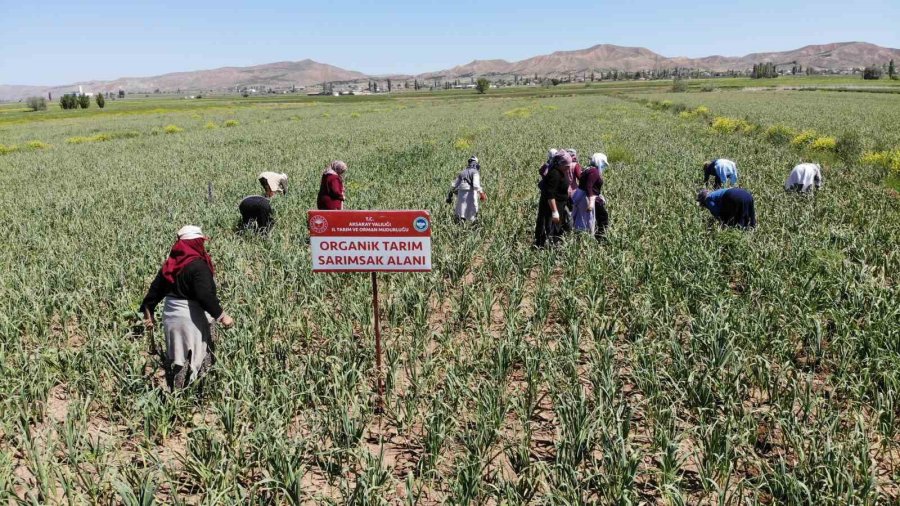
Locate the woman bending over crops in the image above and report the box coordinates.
[258,171,288,195]
[784,163,823,193]
[703,159,739,189]
[534,150,572,248]
[697,188,757,229]
[317,160,348,210]
[239,172,288,231]
[140,225,234,389]
[447,156,486,223]
[572,153,610,240]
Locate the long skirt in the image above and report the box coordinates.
[721,189,757,229]
[572,189,595,234]
[163,297,214,386]
[454,189,479,222]
[572,189,610,240]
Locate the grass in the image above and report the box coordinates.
[0,88,898,504]
[66,130,141,144]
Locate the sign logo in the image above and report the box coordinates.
[309,215,329,234]
[413,216,429,232]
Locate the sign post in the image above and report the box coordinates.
[308,210,432,413]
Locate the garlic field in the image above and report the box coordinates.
[0,89,898,504]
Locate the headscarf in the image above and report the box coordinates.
[467,155,480,170]
[258,172,288,194]
[547,148,558,163]
[566,149,578,162]
[696,189,710,206]
[162,225,214,283]
[324,160,348,176]
[550,150,573,170]
[590,153,609,174]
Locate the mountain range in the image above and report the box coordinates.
[3,41,898,101]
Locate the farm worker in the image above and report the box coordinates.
[697,188,757,229]
[703,159,739,188]
[538,148,558,180]
[447,156,486,223]
[784,163,823,192]
[533,150,572,248]
[565,149,583,189]
[317,160,348,210]
[572,153,610,240]
[239,173,287,231]
[258,171,288,195]
[561,149,583,232]
[140,225,234,389]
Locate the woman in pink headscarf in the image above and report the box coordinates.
[317,160,348,210]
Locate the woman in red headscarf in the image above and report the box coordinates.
[140,225,234,389]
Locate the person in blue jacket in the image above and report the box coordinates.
[703,159,739,188]
[697,188,756,228]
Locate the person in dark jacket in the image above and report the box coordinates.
[538,148,558,181]
[239,196,274,231]
[239,172,288,232]
[534,151,572,248]
[317,160,348,210]
[697,188,757,229]
[140,225,234,389]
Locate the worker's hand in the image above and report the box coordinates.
[551,211,560,224]
[143,309,155,330]
[479,192,487,202]
[218,313,235,329]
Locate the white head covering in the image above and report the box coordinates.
[566,148,577,161]
[258,172,288,193]
[177,225,205,240]
[590,153,609,173]
[547,148,558,162]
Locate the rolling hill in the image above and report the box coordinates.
[3,42,898,101]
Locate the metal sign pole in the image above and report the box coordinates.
[371,271,385,414]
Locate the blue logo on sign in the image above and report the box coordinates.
[413,216,429,232]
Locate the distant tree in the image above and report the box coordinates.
[387,79,392,92]
[26,96,47,111]
[863,66,882,80]
[59,94,77,110]
[96,92,105,108]
[671,78,688,92]
[77,94,90,108]
[550,78,561,86]
[118,89,125,98]
[752,62,778,79]
[889,59,896,79]
[48,92,52,101]
[475,78,490,94]
[590,71,595,82]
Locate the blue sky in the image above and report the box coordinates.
[2,0,898,85]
